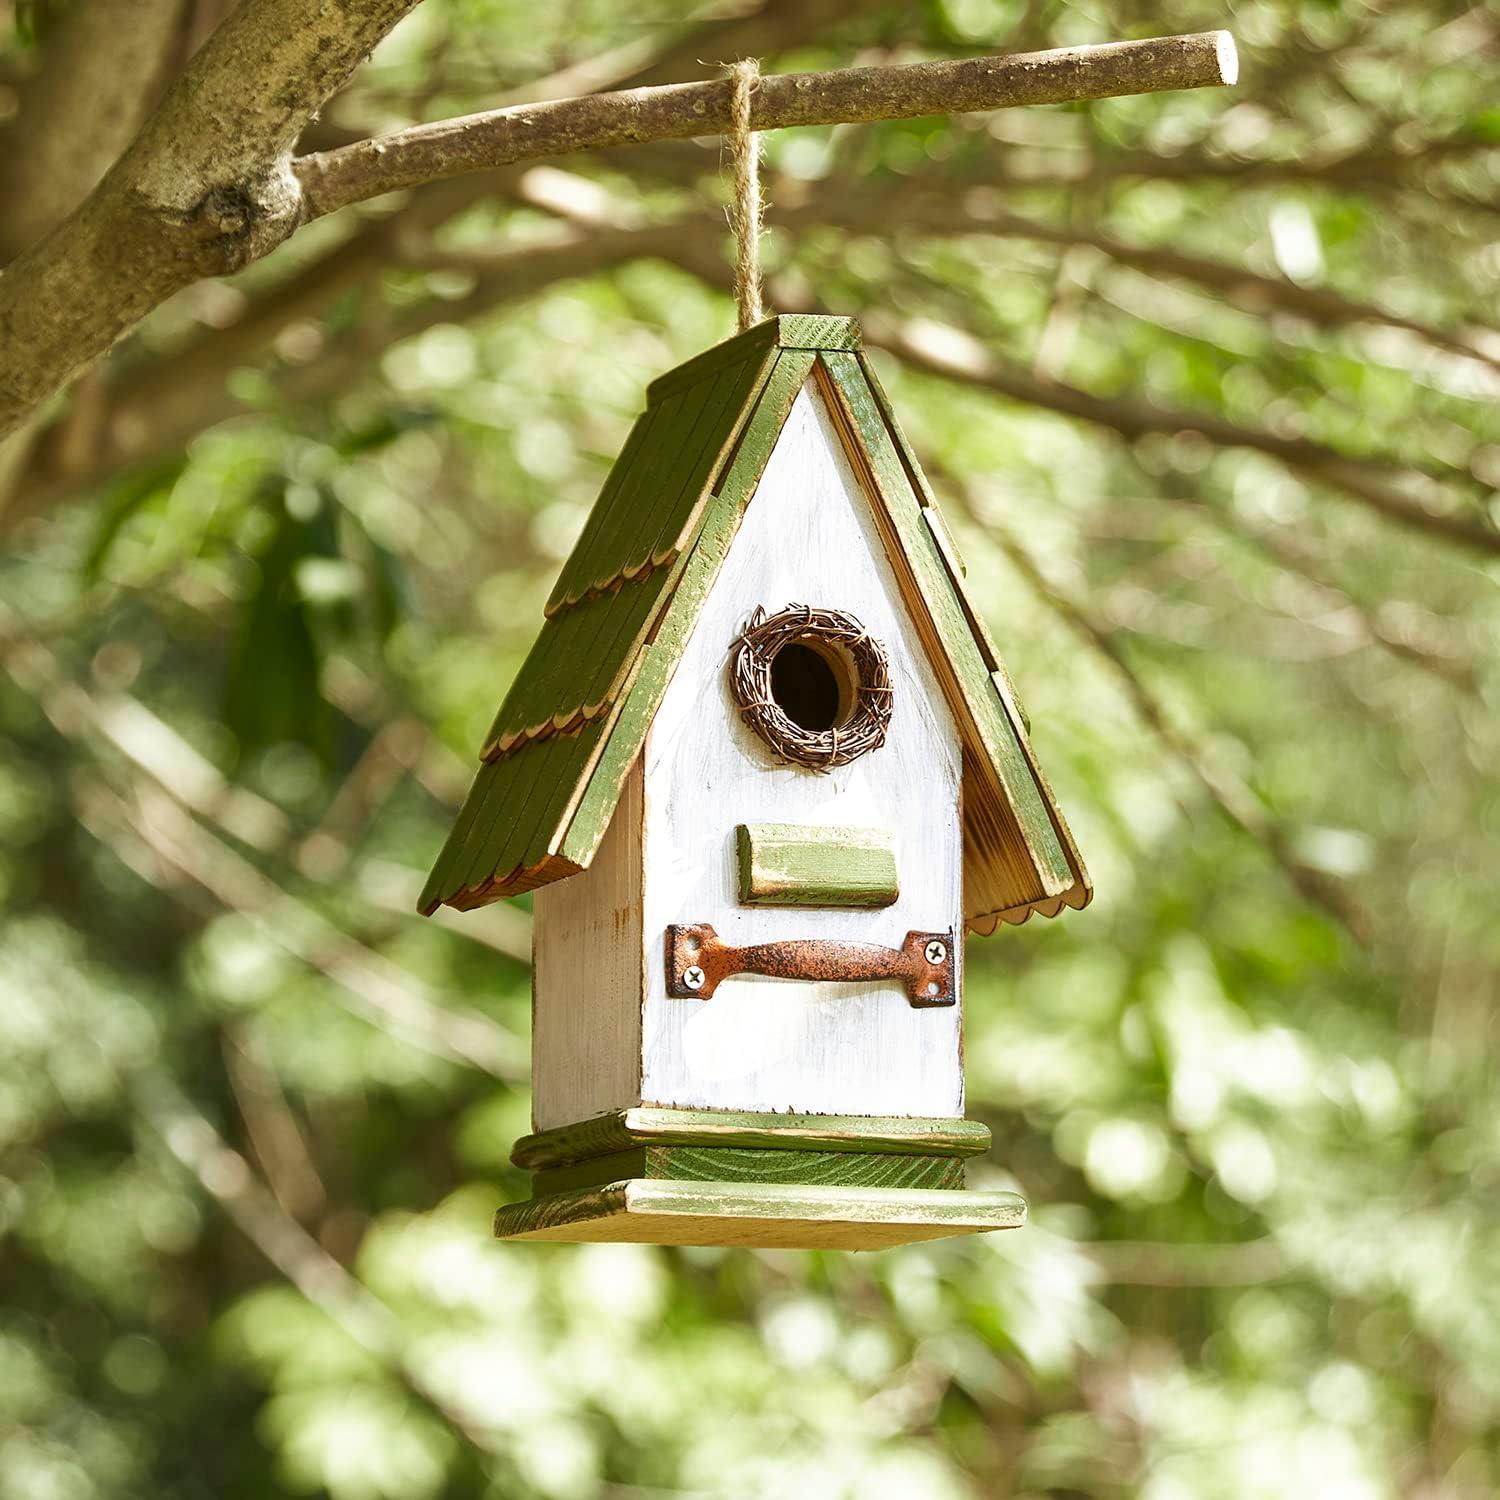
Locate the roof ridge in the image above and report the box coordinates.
[646,315,860,402]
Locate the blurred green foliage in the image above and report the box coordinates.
[2,0,1499,1496]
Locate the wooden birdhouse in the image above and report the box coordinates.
[420,315,1090,1249]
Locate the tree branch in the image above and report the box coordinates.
[3,211,712,524]
[1082,1236,1287,1287]
[884,188,1500,380]
[222,1023,327,1221]
[442,177,1499,560]
[0,0,421,441]
[952,496,1376,944]
[1144,482,1479,694]
[20,173,1491,579]
[0,0,193,260]
[0,611,524,1078]
[294,32,1237,221]
[873,315,1500,557]
[117,780,525,1077]
[15,171,1495,530]
[6,0,845,513]
[135,1066,510,1461]
[136,1067,401,1355]
[0,24,1234,467]
[498,187,1500,561]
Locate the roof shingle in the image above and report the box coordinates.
[419,314,1089,930]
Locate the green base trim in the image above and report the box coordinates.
[494,1179,1025,1250]
[535,1149,648,1196]
[533,1145,965,1197]
[512,1108,992,1171]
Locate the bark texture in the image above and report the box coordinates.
[7,0,838,518]
[295,33,1238,220]
[0,0,421,440]
[0,0,193,260]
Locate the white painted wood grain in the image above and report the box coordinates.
[532,758,643,1131]
[640,382,965,1117]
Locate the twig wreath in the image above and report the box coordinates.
[729,605,893,770]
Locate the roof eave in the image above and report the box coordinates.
[420,319,845,915]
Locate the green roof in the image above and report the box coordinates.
[419,315,1090,933]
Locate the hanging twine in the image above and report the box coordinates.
[726,59,766,331]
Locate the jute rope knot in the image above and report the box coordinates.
[726,59,766,331]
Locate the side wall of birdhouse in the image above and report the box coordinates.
[638,380,966,1118]
[531,759,643,1131]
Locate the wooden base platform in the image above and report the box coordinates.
[493,1177,1026,1250]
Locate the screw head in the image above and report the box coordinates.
[924,940,947,965]
[682,965,706,991]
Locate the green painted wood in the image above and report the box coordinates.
[555,394,688,613]
[580,351,762,610]
[921,503,999,674]
[639,348,777,569]
[452,731,561,896]
[573,570,672,713]
[418,753,498,912]
[543,403,662,616]
[510,1111,644,1168]
[465,720,605,898]
[423,738,555,914]
[647,318,782,402]
[855,352,1086,915]
[990,662,1031,738]
[423,315,1084,919]
[572,373,718,604]
[736,822,899,908]
[775,314,860,351]
[643,318,856,408]
[424,339,791,911]
[534,1145,963,1196]
[511,1107,992,1170]
[648,1145,961,1189]
[514,719,612,876]
[819,351,1072,901]
[443,736,555,900]
[494,1179,1027,1248]
[480,571,666,759]
[533,1148,647,1196]
[555,349,817,872]
[477,594,595,757]
[711,349,821,511]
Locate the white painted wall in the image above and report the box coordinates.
[640,381,965,1117]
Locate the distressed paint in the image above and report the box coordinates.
[493,1178,1026,1249]
[818,352,1073,911]
[532,1144,966,1197]
[640,383,966,1117]
[851,349,1090,924]
[509,1107,993,1170]
[554,351,818,875]
[735,822,899,908]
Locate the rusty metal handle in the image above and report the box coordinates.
[666,923,954,1008]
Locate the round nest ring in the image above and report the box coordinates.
[728,604,893,770]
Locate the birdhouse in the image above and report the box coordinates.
[420,315,1089,1249]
